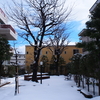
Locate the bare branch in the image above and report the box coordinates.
[4,0,73,81]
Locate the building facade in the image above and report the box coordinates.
[89,0,100,13]
[25,45,83,67]
[79,0,99,42]
[3,54,25,68]
[0,8,18,66]
[0,8,17,40]
[78,0,99,54]
[78,29,93,43]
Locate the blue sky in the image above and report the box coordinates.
[68,21,85,42]
[0,0,97,53]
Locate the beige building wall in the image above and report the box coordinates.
[25,45,83,67]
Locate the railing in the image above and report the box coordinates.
[0,24,16,34]
[0,8,6,18]
[89,0,100,12]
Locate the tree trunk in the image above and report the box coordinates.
[78,75,81,87]
[93,79,95,95]
[87,77,90,92]
[32,62,38,82]
[98,79,100,96]
[32,46,41,82]
[55,55,60,75]
[82,75,85,89]
[55,62,58,75]
[0,64,1,84]
[0,61,3,84]
[74,74,78,85]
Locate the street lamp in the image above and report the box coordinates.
[40,61,43,84]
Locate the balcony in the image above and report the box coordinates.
[89,0,100,13]
[78,29,86,36]
[79,37,82,40]
[0,25,17,40]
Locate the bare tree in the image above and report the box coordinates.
[5,0,73,82]
[48,26,70,75]
[10,42,20,95]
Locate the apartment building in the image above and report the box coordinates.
[89,0,100,13]
[78,0,99,54]
[0,8,17,40]
[25,45,83,67]
[78,29,92,43]
[0,8,18,66]
[79,0,99,42]
[3,54,25,68]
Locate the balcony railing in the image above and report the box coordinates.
[0,8,7,24]
[0,8,6,18]
[0,24,16,34]
[89,0,100,13]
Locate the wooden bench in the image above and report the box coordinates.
[37,76,50,80]
[0,82,10,87]
[24,74,50,81]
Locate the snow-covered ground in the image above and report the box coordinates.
[0,75,100,100]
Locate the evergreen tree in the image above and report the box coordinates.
[40,55,49,72]
[50,55,66,75]
[0,37,12,83]
[66,62,73,75]
[70,53,82,86]
[76,3,100,95]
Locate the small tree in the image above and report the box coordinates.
[50,55,56,74]
[26,66,32,74]
[7,65,16,77]
[40,55,49,73]
[59,56,66,75]
[50,55,66,75]
[70,53,82,86]
[48,28,70,75]
[66,62,73,75]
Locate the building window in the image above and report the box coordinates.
[55,49,60,55]
[8,61,10,64]
[46,51,48,54]
[64,51,66,54]
[73,49,79,54]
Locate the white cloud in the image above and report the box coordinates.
[68,42,76,45]
[0,0,97,45]
[0,0,96,29]
[68,0,96,24]
[0,0,96,22]
[17,45,25,54]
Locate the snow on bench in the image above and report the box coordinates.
[24,73,50,81]
[78,89,93,98]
